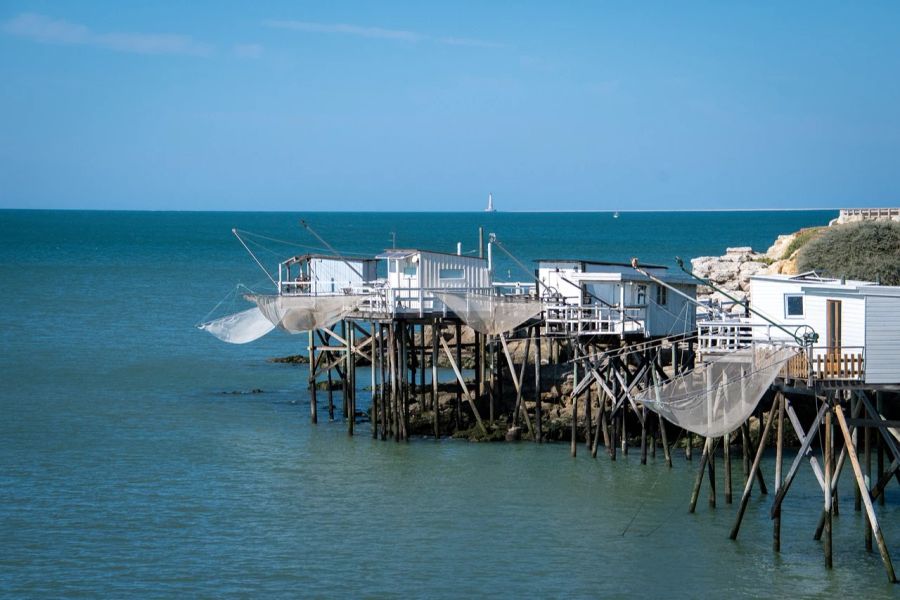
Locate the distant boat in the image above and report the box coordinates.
[613,211,620,218]
[485,193,496,212]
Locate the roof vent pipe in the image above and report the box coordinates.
[457,242,462,256]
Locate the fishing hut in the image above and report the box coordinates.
[200,224,899,585]
[278,254,378,295]
[689,271,900,582]
[537,259,697,337]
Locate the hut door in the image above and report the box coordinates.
[826,300,842,355]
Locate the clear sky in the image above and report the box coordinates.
[1,1,899,211]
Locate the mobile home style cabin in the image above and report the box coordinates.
[536,259,698,338]
[376,249,491,315]
[278,254,378,296]
[749,273,900,385]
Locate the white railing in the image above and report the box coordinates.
[353,286,497,317]
[698,317,818,354]
[544,304,646,336]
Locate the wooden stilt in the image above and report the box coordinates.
[455,321,462,432]
[347,323,355,436]
[402,322,410,441]
[865,395,873,551]
[824,403,832,569]
[724,431,733,505]
[534,326,542,443]
[659,415,672,468]
[708,438,717,508]
[741,423,751,478]
[834,403,897,583]
[439,335,487,436]
[586,385,593,457]
[729,405,777,540]
[773,393,784,551]
[309,330,318,424]
[689,438,711,513]
[432,319,440,440]
[877,391,886,507]
[379,324,387,439]
[640,405,648,465]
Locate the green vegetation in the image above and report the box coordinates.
[781,227,825,260]
[798,221,900,285]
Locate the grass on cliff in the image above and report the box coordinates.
[798,221,900,285]
[781,227,825,260]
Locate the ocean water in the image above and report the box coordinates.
[1,209,897,598]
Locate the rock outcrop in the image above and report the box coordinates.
[690,247,769,313]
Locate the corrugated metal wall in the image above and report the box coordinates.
[309,258,376,293]
[418,252,489,290]
[864,295,900,384]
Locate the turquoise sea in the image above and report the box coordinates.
[2,209,897,598]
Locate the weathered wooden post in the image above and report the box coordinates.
[534,325,542,443]
[309,329,318,424]
[773,394,784,551]
[455,322,462,431]
[824,402,833,569]
[432,319,440,439]
[724,432,732,504]
[347,322,355,436]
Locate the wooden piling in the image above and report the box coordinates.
[833,403,897,583]
[773,394,784,551]
[708,438,717,508]
[347,322,355,437]
[309,330,318,424]
[431,319,440,439]
[455,321,462,431]
[729,405,777,540]
[724,431,732,504]
[824,404,833,569]
[689,438,711,513]
[535,326,542,443]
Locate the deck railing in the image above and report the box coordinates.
[698,318,812,354]
[544,304,646,337]
[781,347,866,381]
[353,286,498,317]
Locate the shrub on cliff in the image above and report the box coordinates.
[797,221,900,285]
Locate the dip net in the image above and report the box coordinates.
[246,294,365,333]
[436,292,544,336]
[199,307,276,344]
[635,344,797,438]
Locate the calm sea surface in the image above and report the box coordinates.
[2,209,897,597]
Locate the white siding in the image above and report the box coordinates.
[865,295,900,384]
[538,262,582,303]
[308,258,376,294]
[418,252,489,290]
[645,282,696,337]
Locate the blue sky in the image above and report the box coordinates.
[1,1,899,211]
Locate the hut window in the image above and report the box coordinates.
[636,284,647,305]
[439,268,465,280]
[785,294,804,317]
[655,285,667,306]
[402,266,417,276]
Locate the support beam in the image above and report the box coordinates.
[440,335,487,436]
[834,403,897,583]
[730,405,778,540]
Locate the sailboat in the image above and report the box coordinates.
[485,192,496,212]
[613,211,620,219]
